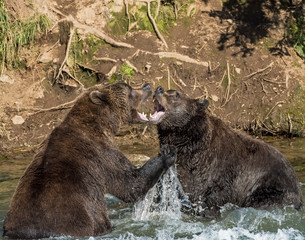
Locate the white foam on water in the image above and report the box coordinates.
[192,227,305,240]
[133,166,183,221]
[99,227,305,240]
[99,176,305,240]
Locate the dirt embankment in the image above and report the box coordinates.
[0,0,305,151]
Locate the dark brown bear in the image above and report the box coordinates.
[150,86,302,218]
[3,82,176,238]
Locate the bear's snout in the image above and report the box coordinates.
[154,86,164,98]
[142,83,152,92]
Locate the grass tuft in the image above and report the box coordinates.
[0,2,50,73]
[110,63,134,83]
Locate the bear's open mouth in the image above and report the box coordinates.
[137,99,165,122]
[149,99,165,122]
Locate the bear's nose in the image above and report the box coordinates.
[155,86,164,94]
[142,83,151,91]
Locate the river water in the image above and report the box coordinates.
[0,138,305,240]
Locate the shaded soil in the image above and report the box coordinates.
[1,0,305,151]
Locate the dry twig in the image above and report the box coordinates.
[26,99,78,116]
[157,52,208,66]
[245,62,274,79]
[167,67,171,89]
[224,62,231,101]
[94,57,117,63]
[171,77,183,90]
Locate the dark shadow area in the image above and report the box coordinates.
[203,0,304,57]
[269,0,305,58]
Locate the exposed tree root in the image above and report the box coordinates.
[155,0,161,20]
[62,67,84,88]
[221,62,239,107]
[140,0,168,49]
[223,62,231,104]
[167,67,171,89]
[54,25,76,85]
[124,60,141,74]
[50,7,134,48]
[171,77,183,90]
[25,99,78,116]
[157,52,208,66]
[261,101,285,124]
[245,62,274,79]
[124,0,131,31]
[94,57,117,63]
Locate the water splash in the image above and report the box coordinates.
[133,166,185,221]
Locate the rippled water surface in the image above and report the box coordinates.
[1,138,305,240]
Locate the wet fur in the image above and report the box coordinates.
[156,89,302,217]
[3,83,176,238]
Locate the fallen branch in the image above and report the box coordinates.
[263,78,285,85]
[167,67,171,89]
[157,52,208,66]
[216,70,227,89]
[260,82,267,95]
[50,7,134,48]
[125,60,140,73]
[131,49,209,67]
[140,0,168,49]
[224,62,231,103]
[262,101,285,124]
[285,71,289,89]
[171,77,183,90]
[177,76,187,87]
[93,57,117,63]
[25,99,78,116]
[245,62,274,79]
[106,65,118,79]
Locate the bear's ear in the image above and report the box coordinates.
[89,90,109,105]
[197,99,209,112]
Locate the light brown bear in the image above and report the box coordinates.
[3,82,176,238]
[149,86,302,218]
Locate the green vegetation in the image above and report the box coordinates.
[285,85,305,135]
[286,14,305,59]
[107,0,195,35]
[72,32,107,64]
[0,154,8,160]
[110,64,134,83]
[0,1,50,73]
[70,32,109,87]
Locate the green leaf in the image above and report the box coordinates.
[295,44,305,59]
